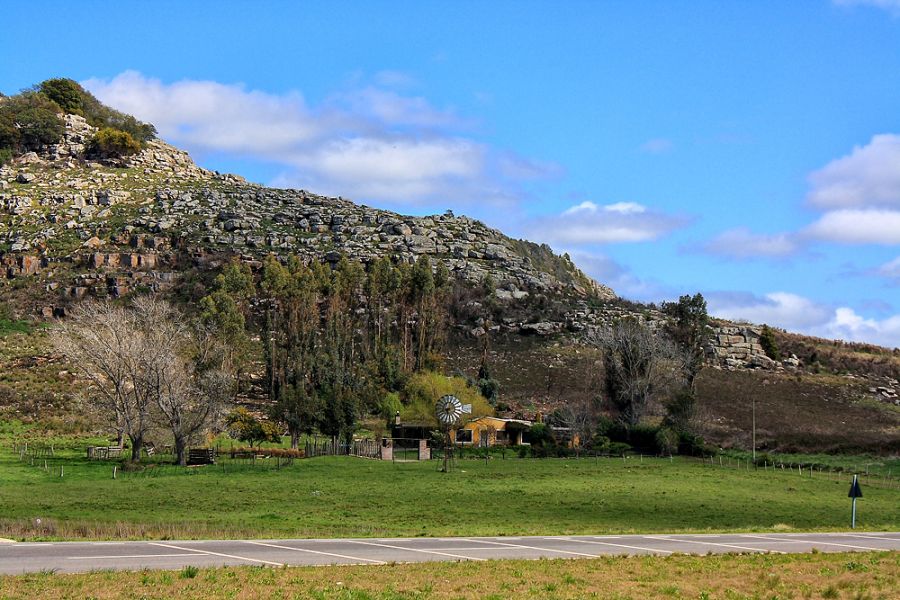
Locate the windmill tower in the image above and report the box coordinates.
[435,394,471,472]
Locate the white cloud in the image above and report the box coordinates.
[83,71,553,207]
[707,290,900,348]
[639,138,673,154]
[807,134,900,209]
[804,209,900,244]
[702,228,800,259]
[534,201,685,244]
[876,256,900,280]
[707,291,832,330]
[814,307,900,348]
[833,0,900,17]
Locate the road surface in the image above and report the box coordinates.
[0,532,897,574]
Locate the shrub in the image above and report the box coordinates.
[0,91,64,153]
[655,427,679,456]
[760,325,781,361]
[36,77,157,142]
[39,78,84,114]
[87,127,141,159]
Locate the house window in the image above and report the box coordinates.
[495,430,509,443]
[456,429,473,444]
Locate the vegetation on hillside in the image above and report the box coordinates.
[0,77,155,166]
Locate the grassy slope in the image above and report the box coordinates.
[0,453,897,541]
[0,552,897,599]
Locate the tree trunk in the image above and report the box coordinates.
[130,434,143,463]
[174,436,187,466]
[290,430,300,450]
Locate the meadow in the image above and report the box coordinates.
[0,552,897,599]
[0,440,897,541]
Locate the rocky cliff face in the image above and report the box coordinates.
[0,114,612,311]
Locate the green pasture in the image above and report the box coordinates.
[0,442,897,541]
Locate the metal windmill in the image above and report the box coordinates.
[435,394,471,472]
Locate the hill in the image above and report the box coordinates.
[0,78,898,454]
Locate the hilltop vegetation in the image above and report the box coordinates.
[0,78,154,166]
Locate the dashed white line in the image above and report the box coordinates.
[741,535,884,552]
[845,534,900,543]
[571,538,673,554]
[646,536,784,554]
[244,541,386,564]
[149,542,283,566]
[67,553,204,560]
[348,540,485,561]
[461,537,599,558]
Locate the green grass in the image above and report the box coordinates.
[723,449,900,477]
[0,552,897,599]
[0,318,31,337]
[0,449,897,541]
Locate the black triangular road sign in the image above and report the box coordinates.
[848,475,863,498]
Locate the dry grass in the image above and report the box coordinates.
[0,552,896,599]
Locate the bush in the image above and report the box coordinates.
[0,91,64,153]
[760,325,781,361]
[39,78,84,114]
[655,427,679,456]
[87,127,141,159]
[36,77,157,142]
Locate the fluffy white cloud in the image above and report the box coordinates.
[804,209,900,244]
[807,134,900,209]
[707,290,900,348]
[532,201,685,244]
[83,71,551,207]
[702,228,800,259]
[707,291,832,330]
[814,307,900,348]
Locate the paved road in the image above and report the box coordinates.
[0,532,897,574]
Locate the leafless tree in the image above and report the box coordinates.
[555,397,600,455]
[586,319,685,429]
[54,297,231,464]
[54,300,155,462]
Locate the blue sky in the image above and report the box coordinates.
[3,0,900,346]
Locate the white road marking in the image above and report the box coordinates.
[244,541,386,564]
[67,553,204,560]
[646,536,784,554]
[347,540,485,561]
[460,537,599,558]
[845,534,900,542]
[742,535,884,551]
[149,542,283,566]
[567,538,673,554]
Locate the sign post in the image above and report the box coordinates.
[848,474,863,528]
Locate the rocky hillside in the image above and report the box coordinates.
[0,111,609,318]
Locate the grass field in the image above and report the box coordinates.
[0,445,898,541]
[0,552,897,599]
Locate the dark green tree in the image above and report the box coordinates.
[39,78,84,114]
[760,324,781,361]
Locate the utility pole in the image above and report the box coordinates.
[752,394,756,463]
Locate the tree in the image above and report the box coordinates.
[663,293,710,389]
[39,78,84,114]
[54,297,230,464]
[588,319,683,429]
[760,325,781,361]
[54,300,158,462]
[0,91,64,153]
[226,407,282,448]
